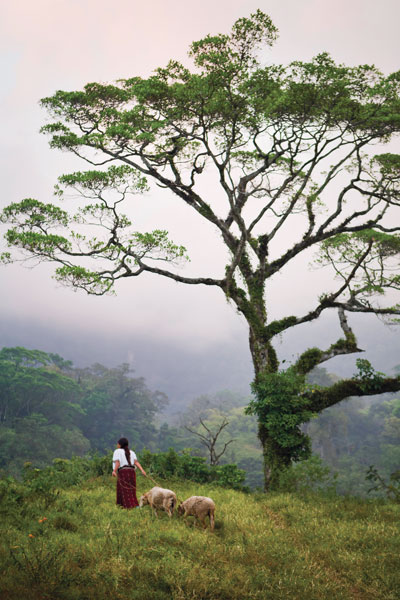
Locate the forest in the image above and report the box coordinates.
[1,345,398,497]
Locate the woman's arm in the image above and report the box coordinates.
[112,460,120,477]
[134,459,146,477]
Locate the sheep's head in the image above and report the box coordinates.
[139,493,149,507]
[177,503,184,516]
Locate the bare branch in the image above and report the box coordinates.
[185,417,233,465]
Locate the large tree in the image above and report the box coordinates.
[2,11,400,489]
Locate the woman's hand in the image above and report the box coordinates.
[135,459,146,477]
[112,460,120,477]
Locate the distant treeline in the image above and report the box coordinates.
[0,346,399,495]
[0,346,166,474]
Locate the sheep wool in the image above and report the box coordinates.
[178,496,216,531]
[139,486,177,517]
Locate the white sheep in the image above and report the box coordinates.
[139,486,177,517]
[177,496,216,531]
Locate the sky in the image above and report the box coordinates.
[1,0,399,402]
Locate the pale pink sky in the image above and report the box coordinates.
[1,0,399,355]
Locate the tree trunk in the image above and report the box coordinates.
[258,423,291,491]
[249,325,286,491]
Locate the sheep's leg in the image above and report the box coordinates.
[184,513,194,527]
[209,510,215,532]
[168,502,176,517]
[194,515,204,530]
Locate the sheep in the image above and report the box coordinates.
[177,496,216,531]
[139,486,177,517]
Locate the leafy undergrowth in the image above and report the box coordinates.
[1,475,399,600]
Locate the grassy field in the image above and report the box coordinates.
[1,474,399,600]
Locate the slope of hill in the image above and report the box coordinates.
[1,471,399,599]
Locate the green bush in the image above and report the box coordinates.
[366,465,400,502]
[14,454,112,510]
[0,476,25,520]
[277,455,337,494]
[139,448,248,491]
[87,451,113,476]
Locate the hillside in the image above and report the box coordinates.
[1,471,399,599]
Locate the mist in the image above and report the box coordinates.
[1,309,398,412]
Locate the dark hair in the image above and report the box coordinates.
[118,437,132,466]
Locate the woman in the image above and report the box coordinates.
[112,437,146,508]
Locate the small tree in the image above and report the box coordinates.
[2,11,400,489]
[185,417,234,465]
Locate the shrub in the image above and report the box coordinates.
[0,476,25,519]
[211,464,247,490]
[139,448,248,491]
[87,451,113,476]
[277,455,337,494]
[16,454,112,509]
[366,465,400,502]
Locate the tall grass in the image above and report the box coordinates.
[1,468,399,600]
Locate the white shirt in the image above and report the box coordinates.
[112,448,137,471]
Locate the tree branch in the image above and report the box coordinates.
[266,239,375,339]
[294,307,363,375]
[306,375,400,413]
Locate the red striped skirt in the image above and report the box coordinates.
[116,467,139,509]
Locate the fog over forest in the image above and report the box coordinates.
[1,310,398,412]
